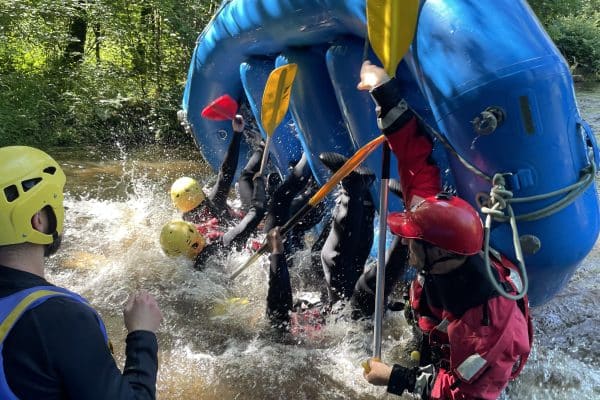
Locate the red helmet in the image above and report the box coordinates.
[387,193,483,255]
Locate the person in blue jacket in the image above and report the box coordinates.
[0,146,163,399]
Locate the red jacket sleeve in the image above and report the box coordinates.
[369,78,441,205]
[384,117,441,205]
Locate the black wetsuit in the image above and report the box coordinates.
[320,176,376,303]
[263,153,324,254]
[267,253,294,326]
[184,131,261,224]
[351,236,409,316]
[0,265,158,399]
[194,153,323,268]
[267,171,407,328]
[194,173,267,267]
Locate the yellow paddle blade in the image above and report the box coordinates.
[366,0,419,77]
[261,63,298,136]
[309,135,386,207]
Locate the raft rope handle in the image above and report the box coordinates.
[478,121,597,222]
[416,112,598,300]
[495,162,595,222]
[479,126,597,300]
[417,110,597,222]
[481,174,528,300]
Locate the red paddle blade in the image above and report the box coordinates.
[201,94,238,120]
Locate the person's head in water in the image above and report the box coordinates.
[387,193,483,274]
[0,146,66,258]
[170,177,207,213]
[159,220,206,259]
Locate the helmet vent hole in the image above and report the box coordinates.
[43,166,56,175]
[22,178,42,192]
[4,185,19,202]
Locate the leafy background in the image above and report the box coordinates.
[0,0,598,148]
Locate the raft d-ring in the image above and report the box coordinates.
[218,129,228,140]
[472,106,506,135]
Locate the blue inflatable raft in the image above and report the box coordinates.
[180,0,600,306]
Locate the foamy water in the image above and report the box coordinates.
[44,86,600,399]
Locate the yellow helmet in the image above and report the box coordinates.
[159,220,206,259]
[0,146,66,246]
[170,177,205,212]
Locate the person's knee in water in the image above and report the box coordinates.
[265,227,325,337]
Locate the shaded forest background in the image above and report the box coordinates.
[0,0,598,148]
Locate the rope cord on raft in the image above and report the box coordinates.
[481,173,529,300]
[417,111,598,300]
[419,110,597,222]
[479,157,595,300]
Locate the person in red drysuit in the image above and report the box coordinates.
[359,61,533,400]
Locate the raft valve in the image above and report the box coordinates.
[472,106,505,135]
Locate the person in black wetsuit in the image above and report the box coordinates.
[263,152,325,254]
[265,154,408,332]
[161,151,324,269]
[170,114,265,233]
[0,146,162,399]
[191,171,268,267]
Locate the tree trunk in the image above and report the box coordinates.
[63,1,88,65]
[93,23,101,63]
[154,8,162,95]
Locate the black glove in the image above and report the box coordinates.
[369,78,415,135]
[387,364,418,396]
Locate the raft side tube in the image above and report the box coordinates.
[182,0,372,174]
[408,0,600,305]
[325,37,402,212]
[276,49,356,185]
[182,0,600,305]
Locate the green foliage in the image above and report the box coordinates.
[1,0,599,149]
[547,13,600,75]
[0,73,47,146]
[0,0,219,148]
[528,0,585,21]
[528,0,600,77]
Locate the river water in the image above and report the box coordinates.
[46,85,600,400]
